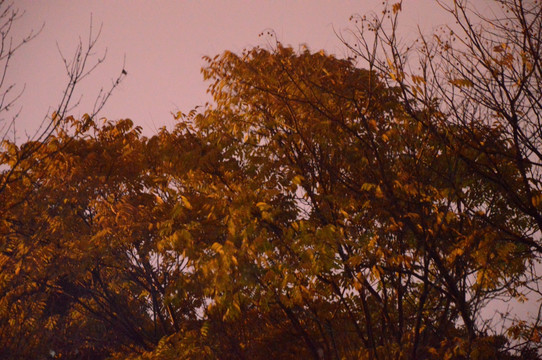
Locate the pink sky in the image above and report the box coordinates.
[9,0,449,137]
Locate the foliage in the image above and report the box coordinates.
[1,1,542,359]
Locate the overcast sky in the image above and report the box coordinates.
[7,0,453,137]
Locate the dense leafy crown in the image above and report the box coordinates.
[1,1,542,359]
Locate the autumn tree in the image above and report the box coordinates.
[151,43,532,359]
[0,116,211,358]
[0,3,130,358]
[341,0,542,354]
[2,1,542,359]
[0,1,126,197]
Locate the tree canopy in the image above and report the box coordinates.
[1,1,541,359]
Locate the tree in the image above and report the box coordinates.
[1,1,541,359]
[0,117,209,358]
[0,2,129,358]
[0,0,40,140]
[341,0,542,356]
[1,44,532,359]
[160,43,533,359]
[0,1,126,197]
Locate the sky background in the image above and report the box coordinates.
[8,0,451,137]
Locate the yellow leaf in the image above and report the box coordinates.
[375,185,384,198]
[292,175,304,186]
[181,195,192,209]
[211,242,224,255]
[531,193,542,207]
[256,202,271,211]
[348,255,364,267]
[450,78,473,88]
